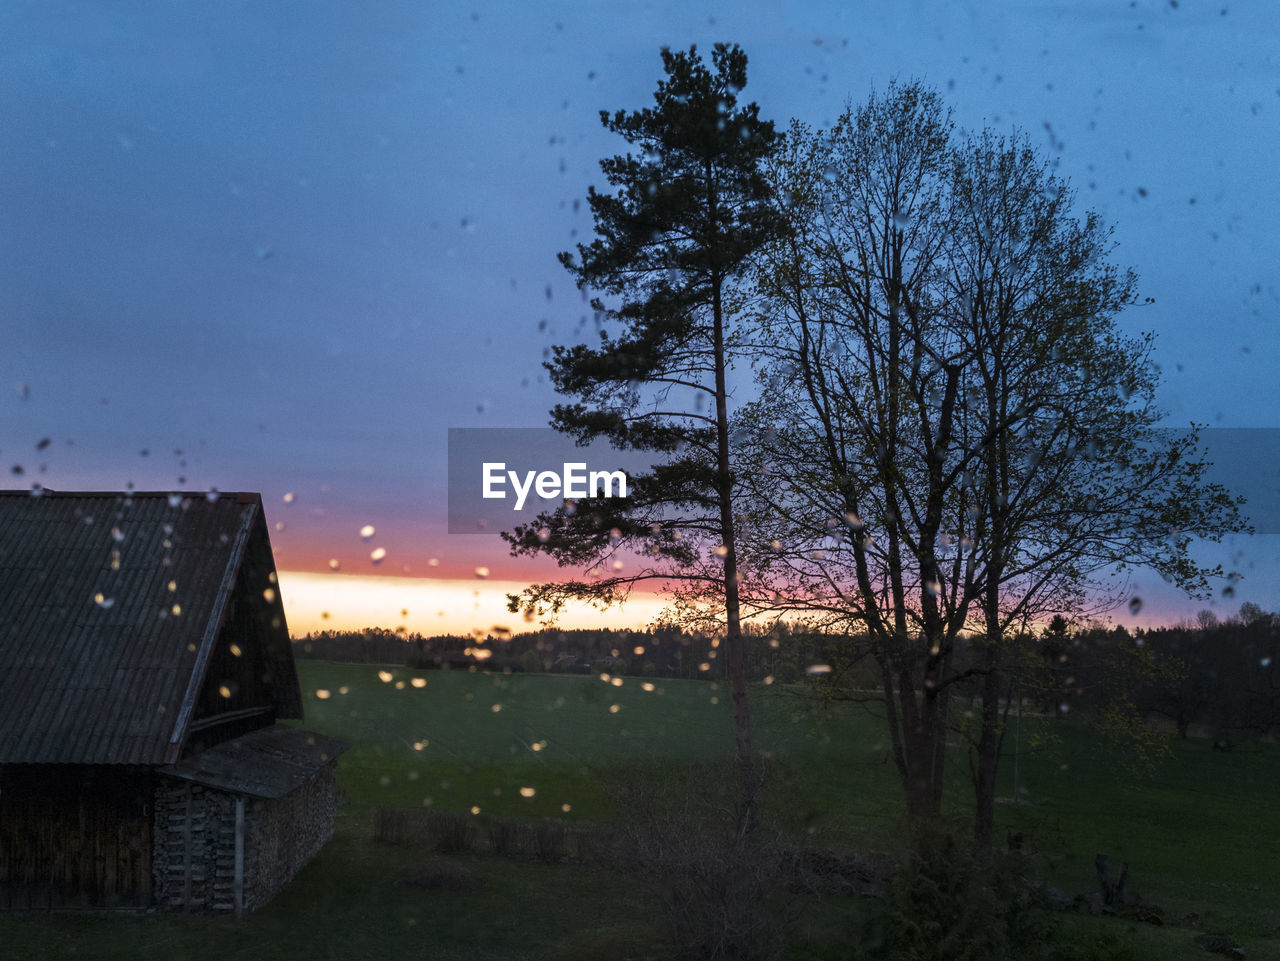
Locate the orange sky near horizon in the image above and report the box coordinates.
[277,570,673,638]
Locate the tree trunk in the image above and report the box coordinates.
[711,258,755,837]
[972,642,1002,855]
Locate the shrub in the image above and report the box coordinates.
[859,824,1052,961]
[427,809,478,854]
[608,762,796,961]
[488,817,520,858]
[534,819,568,863]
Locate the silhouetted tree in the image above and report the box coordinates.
[505,44,783,833]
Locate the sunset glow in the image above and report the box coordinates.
[277,570,671,637]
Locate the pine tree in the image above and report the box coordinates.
[505,43,782,831]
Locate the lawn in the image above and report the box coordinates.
[1,661,1276,960]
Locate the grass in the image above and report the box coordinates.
[1,661,1277,959]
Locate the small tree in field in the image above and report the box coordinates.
[504,44,783,834]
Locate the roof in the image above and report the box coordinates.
[158,725,346,798]
[0,490,302,765]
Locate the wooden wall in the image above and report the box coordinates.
[0,766,153,911]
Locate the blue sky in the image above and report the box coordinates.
[1,0,1277,631]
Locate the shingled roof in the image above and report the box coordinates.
[0,490,302,765]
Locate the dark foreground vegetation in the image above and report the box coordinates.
[2,661,1276,960]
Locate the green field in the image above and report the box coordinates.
[2,661,1277,960]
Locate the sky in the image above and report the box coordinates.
[1,0,1277,636]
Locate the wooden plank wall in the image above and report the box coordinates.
[0,766,153,911]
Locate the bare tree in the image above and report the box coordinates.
[740,81,1246,845]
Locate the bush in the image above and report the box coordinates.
[534,819,568,863]
[859,824,1052,961]
[609,763,796,961]
[488,818,520,858]
[427,809,478,854]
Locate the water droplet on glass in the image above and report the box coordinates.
[205,489,219,503]
[360,524,376,541]
[519,786,536,798]
[805,664,832,675]
[283,492,296,504]
[370,547,387,564]
[1128,597,1143,615]
[93,592,115,609]
[328,558,341,570]
[474,566,490,579]
[315,689,331,700]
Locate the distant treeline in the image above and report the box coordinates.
[291,606,1279,742]
[291,624,741,680]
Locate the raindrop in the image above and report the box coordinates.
[1128,597,1142,615]
[378,671,394,683]
[328,558,341,570]
[205,489,219,503]
[805,664,832,675]
[283,492,296,504]
[263,588,276,603]
[537,527,551,543]
[892,210,911,228]
[519,786,536,798]
[315,689,332,700]
[93,593,115,609]
[370,547,387,564]
[360,524,376,540]
[474,566,490,579]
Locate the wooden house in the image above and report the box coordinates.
[0,490,344,914]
